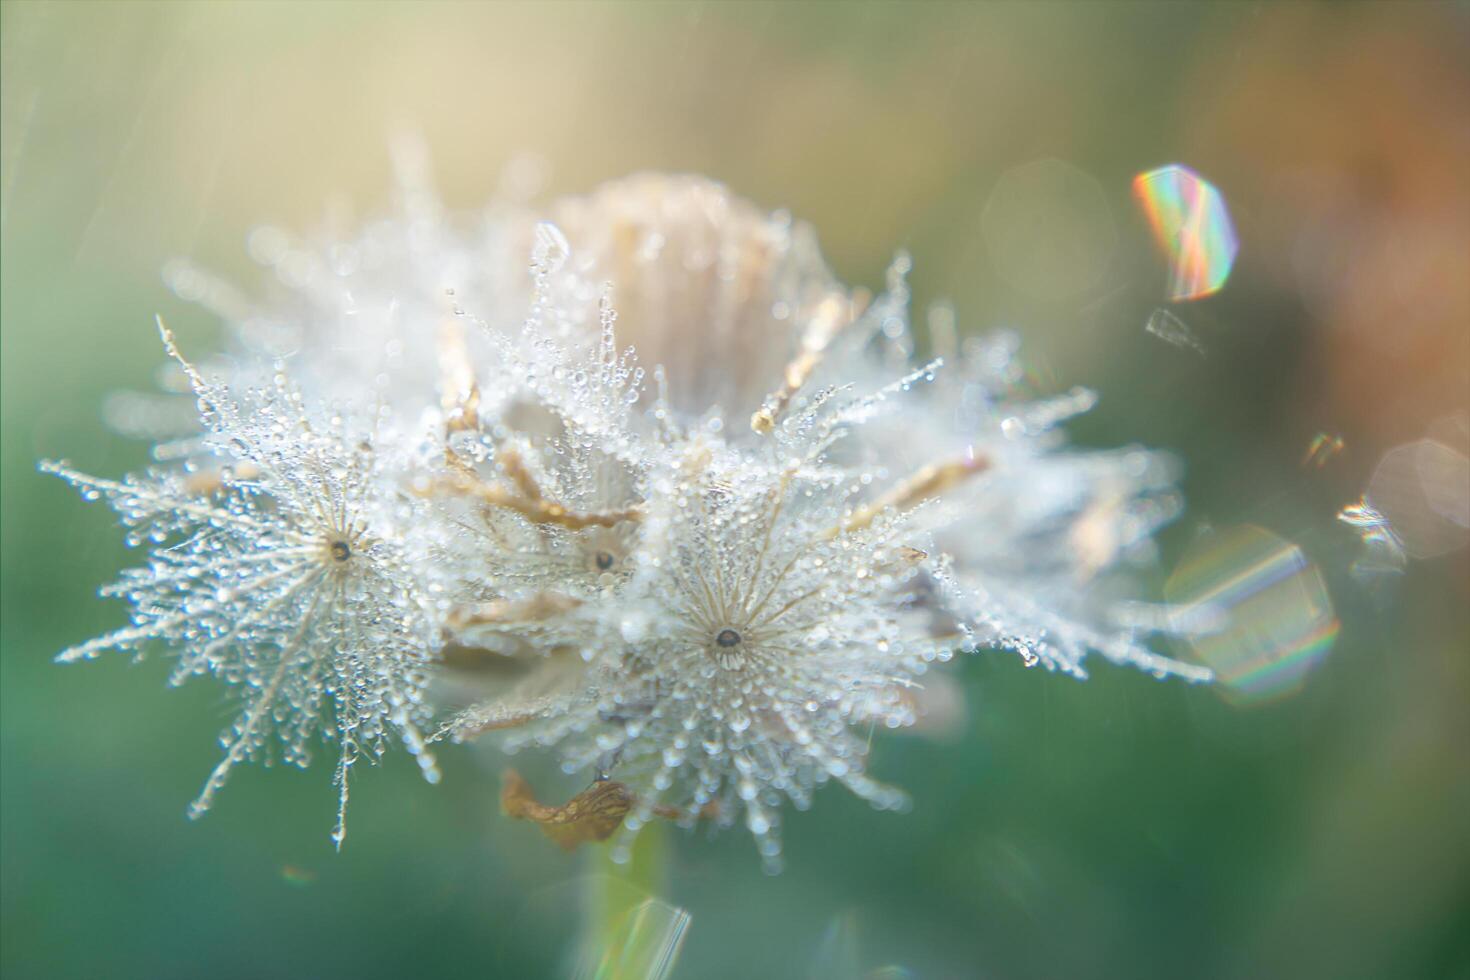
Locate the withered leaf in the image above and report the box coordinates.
[500,769,633,852]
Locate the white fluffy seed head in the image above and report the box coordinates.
[46,167,1209,863]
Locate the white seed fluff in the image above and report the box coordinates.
[46,165,1209,866]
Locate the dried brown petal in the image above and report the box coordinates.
[500,769,633,852]
[424,468,643,530]
[826,452,991,539]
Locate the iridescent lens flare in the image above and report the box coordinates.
[1165,525,1338,705]
[1338,497,1408,587]
[579,898,691,980]
[1133,164,1238,301]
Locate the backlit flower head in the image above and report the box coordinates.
[46,167,1209,866]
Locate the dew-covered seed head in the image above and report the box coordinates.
[48,164,1212,871]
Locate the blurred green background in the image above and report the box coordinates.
[3,3,1467,978]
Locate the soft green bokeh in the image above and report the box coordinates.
[3,3,1467,979]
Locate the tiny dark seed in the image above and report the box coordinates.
[330,540,351,562]
[716,628,742,648]
[594,550,615,572]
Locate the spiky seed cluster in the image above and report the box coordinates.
[44,339,439,846]
[47,164,1209,869]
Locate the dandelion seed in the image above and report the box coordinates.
[46,324,438,845]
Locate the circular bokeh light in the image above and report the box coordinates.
[982,158,1116,301]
